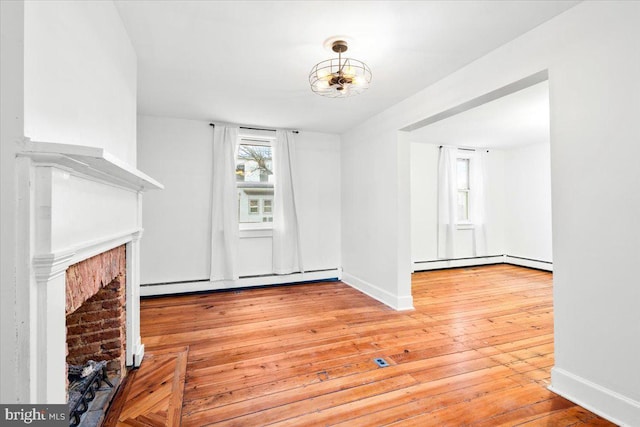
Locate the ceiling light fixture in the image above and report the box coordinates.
[309,40,372,98]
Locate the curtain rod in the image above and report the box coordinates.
[439,145,489,153]
[209,123,299,134]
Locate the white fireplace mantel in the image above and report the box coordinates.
[20,139,163,192]
[16,139,163,404]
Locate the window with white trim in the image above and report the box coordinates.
[263,199,272,215]
[236,138,274,225]
[248,199,260,214]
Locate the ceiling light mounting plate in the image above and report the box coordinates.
[331,40,348,54]
[322,35,354,53]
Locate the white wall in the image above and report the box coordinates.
[341,2,640,424]
[1,0,138,403]
[1,0,25,404]
[485,150,506,258]
[547,4,640,422]
[137,116,213,283]
[410,143,438,261]
[503,143,552,262]
[341,128,413,310]
[24,0,137,165]
[137,115,341,286]
[295,131,343,272]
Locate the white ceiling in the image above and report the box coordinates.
[114,1,577,134]
[410,80,550,149]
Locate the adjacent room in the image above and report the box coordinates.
[410,80,552,273]
[1,1,638,426]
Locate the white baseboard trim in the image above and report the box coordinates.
[341,272,414,311]
[504,255,553,272]
[140,269,341,297]
[550,367,640,426]
[413,255,505,271]
[133,343,144,368]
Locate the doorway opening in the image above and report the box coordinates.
[404,72,553,273]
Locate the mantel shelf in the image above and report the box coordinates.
[18,139,164,191]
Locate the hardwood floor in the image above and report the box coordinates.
[124,265,615,426]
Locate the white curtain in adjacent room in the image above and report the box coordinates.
[210,124,239,281]
[272,130,303,274]
[438,146,457,259]
[470,150,488,256]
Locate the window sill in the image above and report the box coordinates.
[456,223,475,231]
[239,224,273,239]
[240,222,273,230]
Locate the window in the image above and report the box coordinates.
[236,139,274,225]
[248,199,259,214]
[263,199,272,214]
[456,158,470,222]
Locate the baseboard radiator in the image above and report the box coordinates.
[140,268,341,297]
[413,254,552,272]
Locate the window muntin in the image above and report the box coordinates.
[456,158,470,222]
[236,140,274,225]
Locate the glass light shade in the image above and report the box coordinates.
[317,68,331,80]
[353,75,366,86]
[343,65,356,78]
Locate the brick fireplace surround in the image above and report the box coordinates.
[66,245,127,378]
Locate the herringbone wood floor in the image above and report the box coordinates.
[117,265,616,426]
[104,347,188,426]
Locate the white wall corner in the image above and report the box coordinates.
[550,367,640,427]
[342,272,414,311]
[395,294,415,311]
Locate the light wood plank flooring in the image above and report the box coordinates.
[125,264,615,426]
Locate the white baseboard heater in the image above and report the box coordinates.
[140,268,341,297]
[413,254,552,272]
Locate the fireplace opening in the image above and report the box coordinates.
[68,361,113,427]
[65,245,127,427]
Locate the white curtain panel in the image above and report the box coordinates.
[210,125,240,281]
[437,146,458,259]
[470,150,488,256]
[272,130,303,274]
